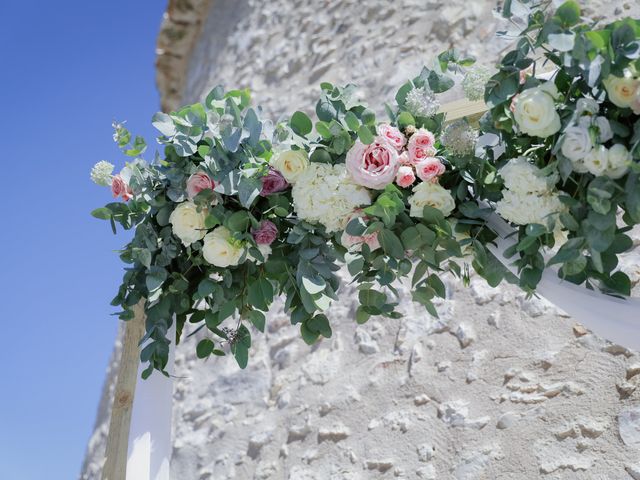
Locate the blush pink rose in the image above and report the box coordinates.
[509,94,519,113]
[377,124,406,151]
[340,210,380,252]
[519,70,528,85]
[111,174,133,201]
[407,129,436,165]
[346,139,399,190]
[398,152,411,165]
[187,171,215,199]
[395,165,416,188]
[260,168,289,196]
[252,220,278,245]
[415,157,446,182]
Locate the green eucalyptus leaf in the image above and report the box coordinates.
[290,111,313,136]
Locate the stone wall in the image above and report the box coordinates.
[82,0,640,479]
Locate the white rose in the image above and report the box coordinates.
[604,73,639,108]
[575,98,599,117]
[408,182,456,218]
[605,144,631,179]
[169,201,207,246]
[594,116,613,143]
[202,226,245,268]
[583,145,609,176]
[513,83,561,138]
[560,126,592,172]
[271,149,309,183]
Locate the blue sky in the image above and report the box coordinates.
[0,2,169,478]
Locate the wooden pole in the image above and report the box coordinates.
[102,301,146,480]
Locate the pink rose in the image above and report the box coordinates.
[395,165,416,188]
[252,220,278,245]
[509,94,519,113]
[111,174,133,201]
[187,171,215,199]
[377,124,406,151]
[415,157,446,183]
[346,139,399,190]
[341,210,380,252]
[631,92,640,115]
[407,129,436,165]
[398,152,411,165]
[519,70,528,85]
[260,168,289,196]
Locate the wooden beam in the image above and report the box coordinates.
[440,98,488,125]
[102,301,146,480]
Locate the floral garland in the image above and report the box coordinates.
[91,1,639,374]
[468,1,640,295]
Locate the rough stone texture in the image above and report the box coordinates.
[82,0,640,479]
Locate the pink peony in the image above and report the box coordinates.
[377,124,406,151]
[415,157,446,182]
[346,139,399,190]
[260,168,289,196]
[187,171,215,199]
[111,174,133,201]
[395,165,416,188]
[252,220,278,245]
[341,210,380,252]
[407,129,436,165]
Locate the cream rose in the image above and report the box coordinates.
[583,145,609,176]
[604,73,639,108]
[169,201,207,246]
[513,83,561,138]
[271,149,309,183]
[202,226,246,268]
[594,116,613,143]
[408,182,456,218]
[606,144,632,179]
[560,126,592,172]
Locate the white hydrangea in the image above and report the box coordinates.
[461,65,491,101]
[496,190,564,226]
[405,86,440,118]
[496,157,564,227]
[441,120,478,156]
[499,157,558,194]
[292,163,371,232]
[90,160,115,186]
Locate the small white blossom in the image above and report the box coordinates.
[462,65,491,101]
[405,86,439,118]
[441,120,477,156]
[90,160,115,186]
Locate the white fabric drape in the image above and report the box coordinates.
[486,212,640,350]
[126,322,175,480]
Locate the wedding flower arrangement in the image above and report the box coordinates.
[469,1,640,295]
[91,65,482,373]
[92,1,640,374]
